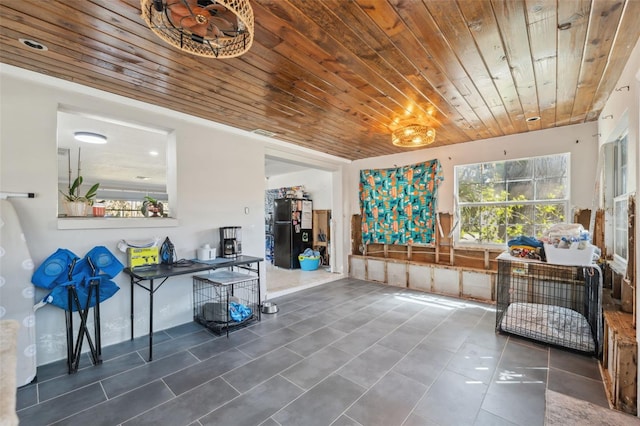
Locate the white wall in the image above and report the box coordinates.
[266,169,333,209]
[347,122,599,221]
[598,38,640,195]
[598,38,640,380]
[0,65,346,365]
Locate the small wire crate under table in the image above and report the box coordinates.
[193,270,260,336]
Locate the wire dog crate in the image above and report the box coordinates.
[496,258,602,355]
[193,270,260,336]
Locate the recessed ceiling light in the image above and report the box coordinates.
[526,116,541,122]
[149,151,159,156]
[251,129,276,137]
[74,131,107,144]
[558,22,572,31]
[19,38,48,51]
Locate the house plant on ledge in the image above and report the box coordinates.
[60,175,100,217]
[59,146,99,217]
[141,195,164,217]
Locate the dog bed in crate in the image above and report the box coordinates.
[500,302,595,353]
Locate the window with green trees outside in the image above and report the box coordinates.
[455,153,569,245]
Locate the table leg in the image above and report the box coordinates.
[65,294,73,374]
[257,262,261,322]
[93,280,102,364]
[130,276,134,341]
[148,278,154,362]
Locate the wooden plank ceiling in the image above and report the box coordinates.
[1,0,639,160]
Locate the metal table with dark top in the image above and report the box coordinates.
[124,255,262,361]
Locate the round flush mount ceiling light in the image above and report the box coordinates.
[74,131,107,144]
[391,124,436,147]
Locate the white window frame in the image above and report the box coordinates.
[607,131,629,266]
[454,153,570,248]
[613,194,628,264]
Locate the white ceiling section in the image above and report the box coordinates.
[264,157,315,178]
[56,110,168,193]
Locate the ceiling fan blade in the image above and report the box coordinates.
[174,0,200,8]
[203,3,226,13]
[208,16,234,33]
[167,2,191,19]
[151,0,250,52]
[204,3,237,24]
[169,4,209,29]
[190,23,209,37]
[168,9,189,27]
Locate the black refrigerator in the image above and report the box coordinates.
[274,198,313,269]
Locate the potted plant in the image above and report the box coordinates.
[59,147,99,217]
[60,176,100,216]
[141,195,164,217]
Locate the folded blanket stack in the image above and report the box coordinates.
[507,236,545,261]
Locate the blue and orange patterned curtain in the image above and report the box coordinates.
[359,160,443,245]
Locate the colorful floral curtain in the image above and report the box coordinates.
[360,160,443,245]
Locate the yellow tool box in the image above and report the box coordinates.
[127,246,159,268]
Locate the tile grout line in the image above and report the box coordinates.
[334,301,458,424]
[392,307,468,426]
[221,290,436,424]
[469,330,513,425]
[547,365,605,384]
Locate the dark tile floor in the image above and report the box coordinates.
[16,278,608,426]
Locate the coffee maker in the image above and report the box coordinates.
[220,226,242,258]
